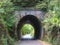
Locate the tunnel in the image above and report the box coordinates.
[17,15,43,40]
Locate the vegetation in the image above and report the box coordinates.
[0,0,60,45]
[21,24,34,35]
[42,0,60,45]
[21,24,34,38]
[0,0,15,45]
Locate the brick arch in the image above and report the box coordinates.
[17,15,43,40]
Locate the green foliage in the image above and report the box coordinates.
[42,0,60,45]
[1,34,15,45]
[0,0,15,26]
[21,24,34,35]
[13,0,42,7]
[0,0,16,32]
[8,36,15,45]
[52,38,57,45]
[12,0,49,11]
[43,0,60,30]
[0,0,16,45]
[1,34,8,45]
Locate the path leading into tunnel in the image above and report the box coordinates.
[15,40,52,45]
[15,40,42,45]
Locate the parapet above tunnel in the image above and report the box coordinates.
[14,10,45,22]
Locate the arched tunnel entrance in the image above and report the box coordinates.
[17,15,43,40]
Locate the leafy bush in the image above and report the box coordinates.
[1,35,8,45]
[42,0,60,45]
[0,0,16,45]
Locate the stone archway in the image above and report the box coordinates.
[17,15,43,40]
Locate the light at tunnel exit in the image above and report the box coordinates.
[21,24,35,39]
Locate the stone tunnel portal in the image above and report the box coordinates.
[17,15,43,40]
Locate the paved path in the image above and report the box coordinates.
[15,40,42,45]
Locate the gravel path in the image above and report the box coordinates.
[14,40,52,45]
[15,40,42,45]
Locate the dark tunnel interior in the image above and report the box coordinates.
[17,15,42,40]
